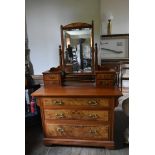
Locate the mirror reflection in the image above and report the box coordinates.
[64,28,92,72]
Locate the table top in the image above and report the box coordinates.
[31,86,122,97]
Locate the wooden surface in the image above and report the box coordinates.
[31,85,122,149]
[31,86,122,97]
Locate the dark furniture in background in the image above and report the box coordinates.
[25,74,41,127]
[120,61,129,91]
[25,21,41,125]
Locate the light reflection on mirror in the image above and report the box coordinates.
[64,28,92,73]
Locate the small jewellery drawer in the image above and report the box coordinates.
[44,110,109,121]
[43,74,59,81]
[42,97,111,108]
[46,123,109,140]
[96,74,115,79]
[44,80,60,86]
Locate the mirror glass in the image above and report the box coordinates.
[63,28,92,72]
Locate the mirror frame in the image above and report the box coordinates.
[60,21,95,73]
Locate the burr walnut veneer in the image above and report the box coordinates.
[32,86,122,149]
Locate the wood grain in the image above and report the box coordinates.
[31,85,122,149]
[31,86,122,97]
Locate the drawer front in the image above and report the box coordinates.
[96,74,115,79]
[44,74,59,81]
[46,123,109,140]
[44,80,60,86]
[96,80,115,87]
[42,97,111,108]
[44,109,109,121]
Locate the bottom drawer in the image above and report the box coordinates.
[45,123,110,140]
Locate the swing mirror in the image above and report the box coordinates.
[60,21,95,73]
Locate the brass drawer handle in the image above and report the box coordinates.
[88,100,98,106]
[57,127,64,134]
[88,114,98,119]
[53,100,64,105]
[89,129,98,135]
[55,113,65,118]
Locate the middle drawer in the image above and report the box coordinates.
[42,97,111,108]
[44,109,109,122]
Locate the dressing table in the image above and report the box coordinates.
[32,21,122,149]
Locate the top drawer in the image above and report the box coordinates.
[42,97,112,108]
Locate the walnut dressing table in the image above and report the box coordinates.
[31,21,122,149]
[32,86,122,148]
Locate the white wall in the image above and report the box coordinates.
[26,0,100,74]
[100,0,129,34]
[26,0,129,74]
